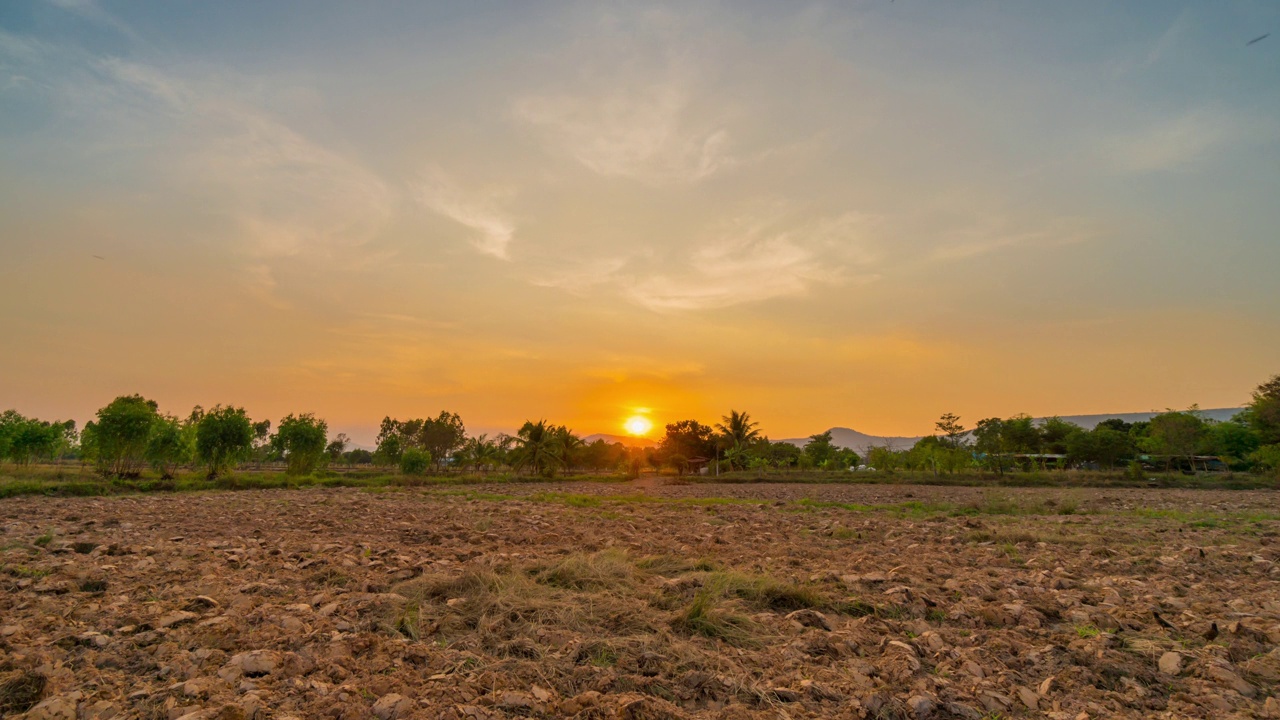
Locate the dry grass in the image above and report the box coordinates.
[0,670,46,715]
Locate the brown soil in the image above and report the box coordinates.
[2,482,1278,719]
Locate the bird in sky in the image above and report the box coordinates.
[1246,33,1270,46]
[92,255,105,260]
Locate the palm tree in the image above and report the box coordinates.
[552,425,585,473]
[511,420,563,477]
[716,410,760,470]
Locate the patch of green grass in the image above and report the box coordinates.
[1076,624,1101,638]
[534,549,636,591]
[672,578,759,647]
[2,564,50,579]
[33,532,53,547]
[636,555,717,576]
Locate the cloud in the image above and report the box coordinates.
[528,255,630,293]
[930,217,1096,261]
[1104,108,1242,174]
[515,83,731,184]
[415,173,515,260]
[84,58,396,263]
[622,214,872,312]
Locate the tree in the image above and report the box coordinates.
[0,413,72,466]
[458,434,504,473]
[1001,415,1040,454]
[715,410,760,470]
[716,410,760,446]
[145,414,190,479]
[83,395,160,478]
[1066,426,1134,470]
[373,434,403,467]
[376,412,466,470]
[511,420,563,477]
[419,412,466,469]
[196,406,254,479]
[803,431,837,468]
[272,413,329,475]
[973,417,1007,474]
[908,436,946,476]
[344,448,374,465]
[1246,374,1280,446]
[1038,417,1081,455]
[1143,410,1206,471]
[657,420,715,473]
[935,413,967,449]
[865,444,902,472]
[1202,419,1260,468]
[554,425,585,471]
[326,433,349,463]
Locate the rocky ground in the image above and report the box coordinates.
[2,482,1279,719]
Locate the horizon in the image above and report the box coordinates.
[2,2,1278,446]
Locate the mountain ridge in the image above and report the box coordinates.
[777,407,1244,452]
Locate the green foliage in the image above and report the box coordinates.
[326,433,349,462]
[1250,444,1280,476]
[657,420,715,473]
[0,411,73,466]
[715,410,760,469]
[145,414,190,479]
[272,413,329,475]
[399,448,431,475]
[1246,374,1280,446]
[1066,426,1135,469]
[1203,420,1261,468]
[511,420,564,477]
[83,395,160,478]
[376,412,466,469]
[195,406,254,479]
[935,413,967,449]
[1142,409,1206,468]
[803,430,837,467]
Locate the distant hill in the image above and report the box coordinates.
[779,427,920,453]
[1051,407,1241,430]
[582,433,658,449]
[780,408,1245,453]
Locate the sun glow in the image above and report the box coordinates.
[623,415,653,436]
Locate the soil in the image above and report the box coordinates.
[2,482,1278,719]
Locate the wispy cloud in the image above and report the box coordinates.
[623,214,873,312]
[415,172,515,260]
[515,83,731,184]
[1103,108,1258,174]
[63,55,396,268]
[528,255,630,293]
[930,217,1096,261]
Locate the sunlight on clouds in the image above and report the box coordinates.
[414,173,515,260]
[516,84,731,183]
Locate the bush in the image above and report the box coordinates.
[1125,460,1146,483]
[400,448,431,475]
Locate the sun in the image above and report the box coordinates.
[623,415,653,437]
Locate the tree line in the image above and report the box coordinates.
[1,373,1277,479]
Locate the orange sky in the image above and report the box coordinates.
[1,2,1278,445]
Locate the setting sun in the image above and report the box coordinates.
[623,415,654,437]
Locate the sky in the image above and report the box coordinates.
[1,1,1278,446]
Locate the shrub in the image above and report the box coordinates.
[400,448,431,475]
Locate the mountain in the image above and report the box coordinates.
[582,433,658,449]
[779,427,920,452]
[1050,407,1241,430]
[780,408,1245,453]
